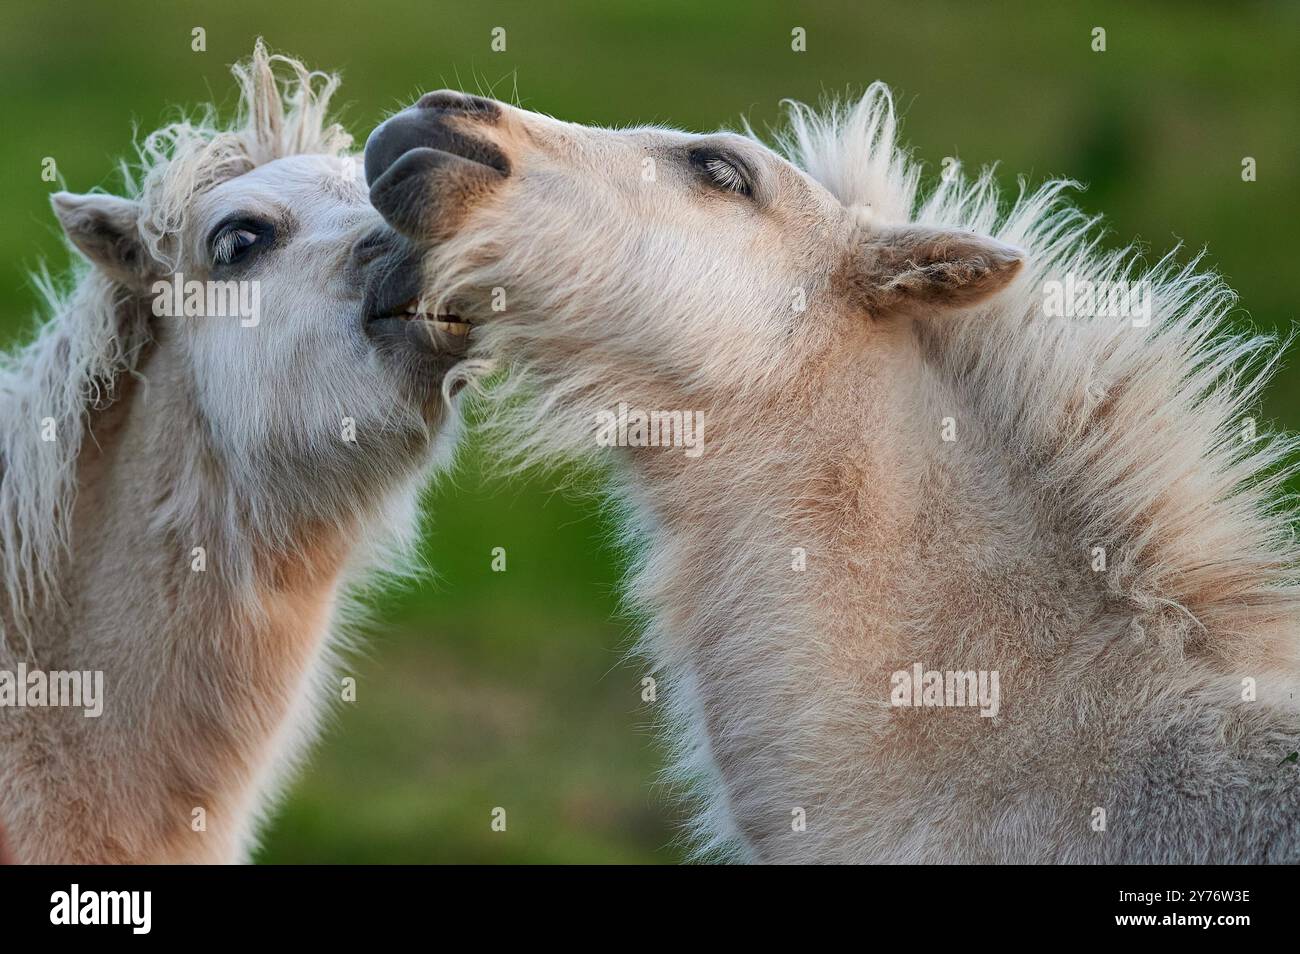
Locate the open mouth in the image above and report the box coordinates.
[381,298,472,337]
[357,225,474,359]
[367,297,474,354]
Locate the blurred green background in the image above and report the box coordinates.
[1,1,1296,862]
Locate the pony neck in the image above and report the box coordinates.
[10,350,351,863]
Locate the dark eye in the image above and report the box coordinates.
[691,149,752,197]
[209,219,273,266]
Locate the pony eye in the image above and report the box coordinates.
[210,220,272,266]
[693,150,752,197]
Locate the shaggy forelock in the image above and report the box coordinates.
[134,41,352,269]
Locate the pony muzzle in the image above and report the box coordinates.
[364,92,509,240]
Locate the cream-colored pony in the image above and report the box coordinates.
[366,87,1300,862]
[0,46,470,863]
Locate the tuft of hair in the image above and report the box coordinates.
[0,41,351,646]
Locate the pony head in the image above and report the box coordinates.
[362,88,1023,458]
[2,44,468,632]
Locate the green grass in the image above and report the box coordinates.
[1,0,1296,862]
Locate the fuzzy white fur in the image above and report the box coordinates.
[0,44,459,862]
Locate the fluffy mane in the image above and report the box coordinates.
[648,86,1300,859]
[0,41,352,645]
[778,84,1300,662]
[468,82,1300,660]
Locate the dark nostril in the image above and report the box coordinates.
[415,90,497,115]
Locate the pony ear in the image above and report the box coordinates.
[51,192,161,290]
[847,225,1024,317]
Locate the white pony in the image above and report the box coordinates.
[0,45,470,862]
[365,86,1300,862]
